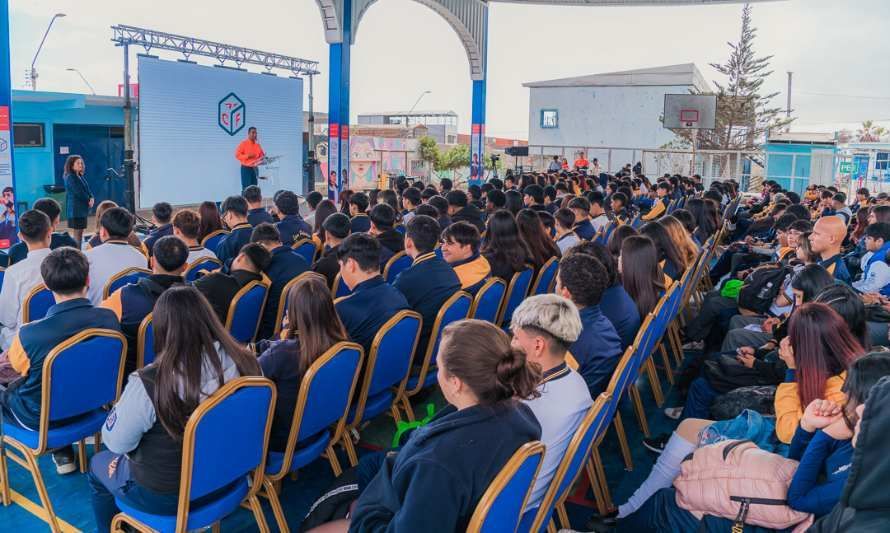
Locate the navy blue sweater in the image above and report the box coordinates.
[570,305,623,396]
[786,426,853,517]
[393,252,461,357]
[258,246,309,340]
[599,283,641,349]
[350,401,541,532]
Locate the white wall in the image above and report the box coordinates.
[527,85,692,152]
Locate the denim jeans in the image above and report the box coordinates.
[88,451,179,533]
[682,377,720,420]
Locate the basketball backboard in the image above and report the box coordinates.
[664,94,717,130]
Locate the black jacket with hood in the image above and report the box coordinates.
[809,376,890,533]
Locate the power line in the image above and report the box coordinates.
[795,91,890,101]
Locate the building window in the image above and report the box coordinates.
[877,152,890,171]
[540,110,558,129]
[13,123,45,147]
[446,135,456,144]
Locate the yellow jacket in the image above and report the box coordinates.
[774,372,846,444]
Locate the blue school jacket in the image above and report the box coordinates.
[335,276,409,352]
[349,401,541,532]
[570,305,623,397]
[393,252,461,355]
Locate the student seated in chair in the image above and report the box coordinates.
[142,202,174,257]
[101,236,188,374]
[393,215,461,359]
[5,197,77,266]
[348,192,372,234]
[440,221,491,296]
[510,294,593,511]
[309,319,542,533]
[334,233,409,353]
[556,252,623,397]
[85,207,148,305]
[272,190,311,246]
[0,209,53,350]
[172,209,217,264]
[243,185,274,227]
[0,247,120,475]
[88,286,262,533]
[312,213,350,287]
[256,276,348,452]
[250,223,309,341]
[369,203,404,267]
[193,243,271,324]
[215,195,254,266]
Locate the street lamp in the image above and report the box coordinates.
[407,90,431,115]
[30,13,66,91]
[66,68,95,95]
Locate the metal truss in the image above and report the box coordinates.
[111,24,320,76]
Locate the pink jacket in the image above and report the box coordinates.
[673,440,813,531]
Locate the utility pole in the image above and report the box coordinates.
[122,43,135,211]
[786,71,793,131]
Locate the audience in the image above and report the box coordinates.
[215,195,254,265]
[274,190,312,245]
[334,233,409,352]
[100,235,187,373]
[194,243,271,323]
[250,223,310,340]
[85,207,147,305]
[483,210,531,282]
[516,208,561,271]
[348,192,372,233]
[440,221,491,295]
[143,202,173,256]
[89,286,261,533]
[554,208,581,254]
[5,198,77,266]
[171,209,217,264]
[619,235,666,319]
[447,190,484,232]
[197,200,224,242]
[1,247,119,474]
[243,185,274,226]
[369,203,404,267]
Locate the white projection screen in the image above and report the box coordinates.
[137,56,303,207]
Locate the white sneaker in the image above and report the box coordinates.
[52,451,77,475]
[664,406,684,420]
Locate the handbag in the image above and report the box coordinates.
[703,355,770,394]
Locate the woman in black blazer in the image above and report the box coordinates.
[63,154,93,245]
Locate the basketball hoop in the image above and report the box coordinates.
[680,109,699,129]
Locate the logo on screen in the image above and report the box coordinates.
[218,93,245,136]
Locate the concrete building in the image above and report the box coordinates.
[764,132,837,194]
[524,63,712,155]
[357,110,458,145]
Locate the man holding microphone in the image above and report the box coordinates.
[235,126,265,189]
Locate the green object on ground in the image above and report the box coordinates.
[721,279,744,300]
[391,403,436,448]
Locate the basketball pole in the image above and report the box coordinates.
[690,129,696,178]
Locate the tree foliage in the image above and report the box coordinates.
[856,120,888,142]
[670,3,792,150]
[436,144,470,171]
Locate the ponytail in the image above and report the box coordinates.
[440,319,541,404]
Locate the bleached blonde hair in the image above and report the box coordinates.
[511,294,582,347]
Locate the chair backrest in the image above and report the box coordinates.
[394,224,406,235]
[408,291,472,396]
[531,257,559,296]
[332,273,352,298]
[272,272,327,338]
[39,329,127,452]
[527,393,611,533]
[184,257,223,283]
[200,230,230,254]
[497,268,534,327]
[628,313,656,378]
[103,267,152,299]
[467,441,546,533]
[22,284,56,323]
[181,377,275,515]
[292,237,319,264]
[469,278,506,323]
[225,279,270,343]
[603,345,635,421]
[383,251,412,284]
[350,310,422,427]
[272,342,363,477]
[137,313,156,368]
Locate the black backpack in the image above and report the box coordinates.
[737,264,791,314]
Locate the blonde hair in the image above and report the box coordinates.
[511,294,582,346]
[660,216,698,269]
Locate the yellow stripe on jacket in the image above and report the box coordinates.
[100,289,124,321]
[642,198,667,221]
[8,335,30,376]
[774,372,846,444]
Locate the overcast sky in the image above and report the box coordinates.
[9,0,890,138]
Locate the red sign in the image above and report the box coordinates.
[0,106,9,131]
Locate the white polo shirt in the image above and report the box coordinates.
[186,246,217,265]
[85,241,148,304]
[0,247,52,350]
[522,362,593,511]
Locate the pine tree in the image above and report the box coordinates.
[673,3,792,150]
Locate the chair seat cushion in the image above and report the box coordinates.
[116,478,248,533]
[2,409,107,450]
[265,430,330,475]
[348,391,394,425]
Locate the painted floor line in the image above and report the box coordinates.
[8,488,82,533]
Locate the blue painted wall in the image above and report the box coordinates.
[11,90,125,209]
[765,142,836,195]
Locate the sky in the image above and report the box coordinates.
[9,0,890,139]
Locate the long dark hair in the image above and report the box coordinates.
[63,155,84,176]
[439,319,540,404]
[516,209,560,270]
[607,224,638,259]
[640,221,685,274]
[788,303,863,408]
[152,286,261,439]
[791,264,834,303]
[282,276,348,375]
[313,199,338,243]
[198,201,223,241]
[687,198,718,241]
[620,235,665,318]
[483,210,530,274]
[504,190,524,216]
[841,352,890,430]
[814,284,870,350]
